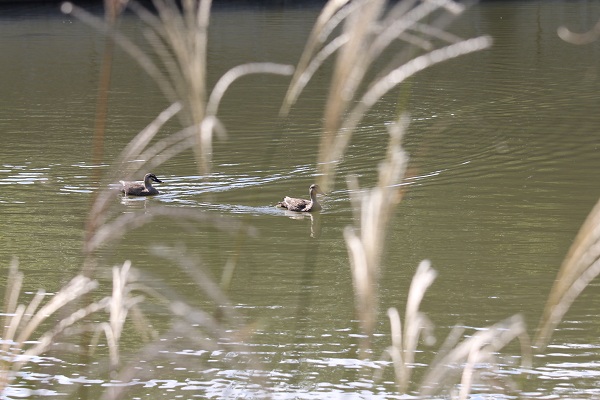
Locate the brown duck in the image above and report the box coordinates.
[277,184,325,212]
[120,173,163,196]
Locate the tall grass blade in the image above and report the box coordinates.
[280,0,353,116]
[381,260,436,394]
[0,261,111,391]
[558,19,600,45]
[345,114,408,358]
[419,314,531,398]
[535,197,600,349]
[400,259,436,391]
[279,0,492,190]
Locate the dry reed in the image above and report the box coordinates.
[63,0,293,177]
[9,0,595,398]
[533,18,600,352]
[295,1,533,396]
[61,0,292,270]
[558,18,600,45]
[383,260,436,393]
[56,1,284,397]
[0,259,150,392]
[281,0,492,191]
[344,113,408,358]
[534,196,600,350]
[419,314,531,398]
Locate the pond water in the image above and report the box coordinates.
[1,0,600,398]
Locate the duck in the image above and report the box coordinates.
[277,184,325,212]
[120,173,163,196]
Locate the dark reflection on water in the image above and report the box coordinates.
[1,0,600,398]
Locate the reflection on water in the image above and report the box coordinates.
[1,0,600,398]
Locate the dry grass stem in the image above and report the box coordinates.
[281,0,491,190]
[345,114,408,357]
[0,262,96,390]
[400,259,436,390]
[558,19,600,45]
[534,24,600,346]
[117,102,183,168]
[207,63,294,117]
[85,102,182,247]
[381,260,436,393]
[151,245,235,315]
[379,262,531,398]
[203,62,293,156]
[280,0,353,116]
[0,260,158,396]
[535,197,600,349]
[64,0,294,184]
[419,314,531,398]
[102,261,148,367]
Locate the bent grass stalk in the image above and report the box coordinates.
[378,261,531,397]
[282,0,492,191]
[534,196,600,350]
[63,0,293,179]
[533,16,600,352]
[98,246,265,400]
[302,2,533,395]
[349,119,529,396]
[64,0,293,273]
[418,314,531,398]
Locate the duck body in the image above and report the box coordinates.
[277,184,325,212]
[120,173,163,196]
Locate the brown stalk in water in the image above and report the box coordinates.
[534,20,600,351]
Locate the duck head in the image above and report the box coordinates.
[145,173,163,184]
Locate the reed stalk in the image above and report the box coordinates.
[558,18,600,45]
[292,1,534,396]
[383,260,436,393]
[62,1,292,276]
[282,0,492,191]
[533,20,600,352]
[419,314,531,398]
[344,114,408,358]
[55,2,286,396]
[534,196,600,350]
